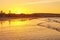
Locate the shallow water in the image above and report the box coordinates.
[0,17,60,40]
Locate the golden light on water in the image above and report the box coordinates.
[0,18,60,40]
[10,20,28,26]
[0,19,30,27]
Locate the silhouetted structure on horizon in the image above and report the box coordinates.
[0,11,5,14]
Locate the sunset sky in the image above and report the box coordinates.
[0,0,60,14]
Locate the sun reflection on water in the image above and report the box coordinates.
[0,19,30,27]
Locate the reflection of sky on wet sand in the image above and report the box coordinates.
[0,19,30,27]
[0,18,60,40]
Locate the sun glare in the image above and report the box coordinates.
[16,11,22,14]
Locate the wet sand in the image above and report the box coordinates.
[0,17,60,40]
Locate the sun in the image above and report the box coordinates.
[16,11,22,14]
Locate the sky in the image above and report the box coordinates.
[0,0,60,14]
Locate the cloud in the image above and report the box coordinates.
[23,0,60,5]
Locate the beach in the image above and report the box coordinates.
[0,17,60,40]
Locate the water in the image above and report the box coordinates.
[0,17,60,40]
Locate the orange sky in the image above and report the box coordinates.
[0,0,60,14]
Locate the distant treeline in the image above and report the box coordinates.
[0,13,60,18]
